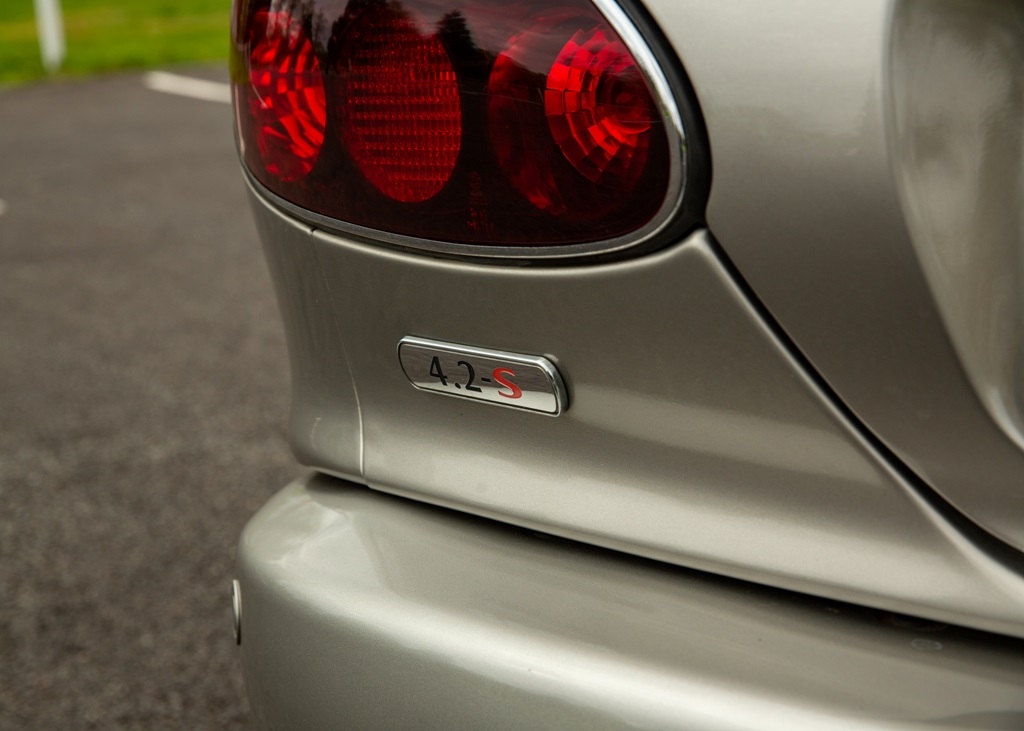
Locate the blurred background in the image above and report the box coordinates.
[0,0,226,84]
[1,2,297,728]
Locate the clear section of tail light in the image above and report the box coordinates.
[231,0,698,255]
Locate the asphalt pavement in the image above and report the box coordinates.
[0,66,296,729]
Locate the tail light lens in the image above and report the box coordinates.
[336,4,462,203]
[488,12,654,220]
[231,0,691,252]
[246,9,326,183]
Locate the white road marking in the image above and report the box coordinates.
[143,71,231,104]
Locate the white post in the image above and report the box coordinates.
[34,0,66,73]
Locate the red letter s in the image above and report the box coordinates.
[492,368,522,399]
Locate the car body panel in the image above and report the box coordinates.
[238,476,1024,731]
[647,0,1024,551]
[249,188,1024,637]
[248,193,363,480]
[888,0,1024,454]
[233,0,1024,724]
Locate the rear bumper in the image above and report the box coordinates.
[237,475,1024,731]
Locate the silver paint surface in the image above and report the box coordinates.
[250,194,1024,636]
[399,336,568,416]
[238,476,1024,731]
[646,0,1024,550]
[247,196,363,479]
[889,0,1024,451]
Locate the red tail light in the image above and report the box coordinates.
[246,9,326,182]
[336,4,462,203]
[546,27,652,186]
[231,0,696,254]
[488,11,654,220]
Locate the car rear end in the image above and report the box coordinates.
[228,0,1024,727]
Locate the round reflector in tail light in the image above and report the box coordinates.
[231,0,703,255]
[335,6,462,203]
[246,9,326,182]
[487,10,664,225]
[546,27,652,187]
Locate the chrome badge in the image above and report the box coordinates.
[398,337,567,416]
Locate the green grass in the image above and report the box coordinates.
[0,0,229,85]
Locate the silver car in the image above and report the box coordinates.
[229,0,1024,727]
